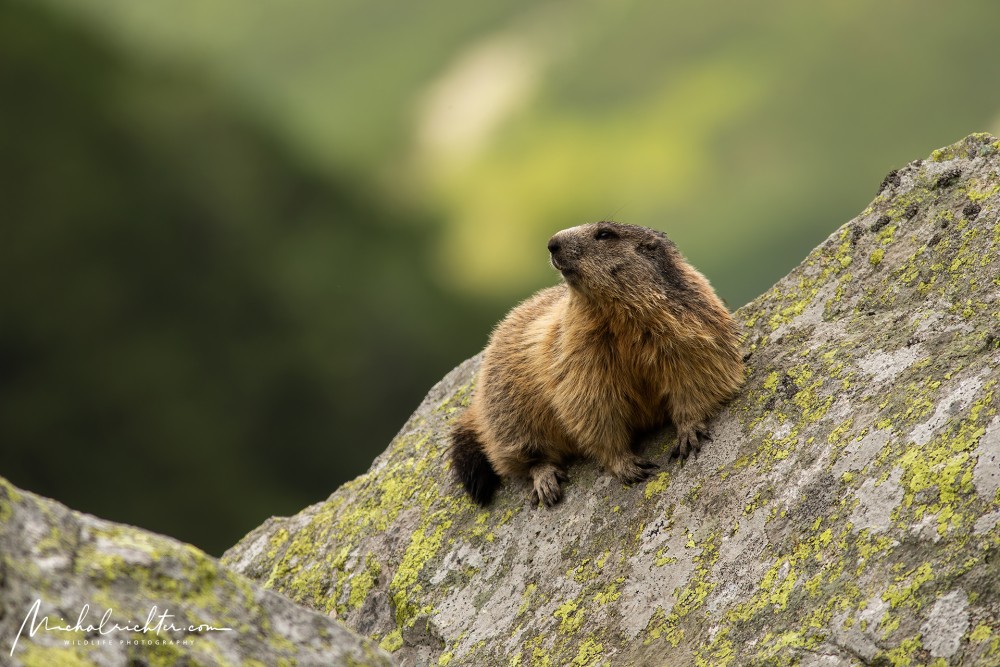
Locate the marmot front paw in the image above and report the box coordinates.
[671,422,712,460]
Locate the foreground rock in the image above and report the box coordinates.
[0,477,392,666]
[224,134,1000,666]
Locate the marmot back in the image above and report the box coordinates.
[451,221,744,506]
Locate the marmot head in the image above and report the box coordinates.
[547,221,691,304]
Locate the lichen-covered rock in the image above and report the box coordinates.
[223,134,1000,666]
[0,477,392,667]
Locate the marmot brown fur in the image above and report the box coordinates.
[451,221,744,506]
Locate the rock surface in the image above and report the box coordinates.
[0,477,392,666]
[221,132,997,666]
[224,134,1000,666]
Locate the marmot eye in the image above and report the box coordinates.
[594,229,617,241]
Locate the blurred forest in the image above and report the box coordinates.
[3,0,1000,555]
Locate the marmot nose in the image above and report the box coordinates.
[547,238,561,255]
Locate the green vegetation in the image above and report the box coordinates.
[0,0,494,554]
[2,0,1000,554]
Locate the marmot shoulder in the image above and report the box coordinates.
[451,221,744,506]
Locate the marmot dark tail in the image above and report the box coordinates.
[451,423,500,505]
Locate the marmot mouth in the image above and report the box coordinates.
[556,266,579,283]
[551,258,574,273]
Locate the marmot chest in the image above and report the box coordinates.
[556,327,668,410]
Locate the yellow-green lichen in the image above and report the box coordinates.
[891,382,995,538]
[762,228,855,331]
[644,472,672,499]
[437,379,476,415]
[523,634,553,667]
[695,627,735,667]
[379,629,403,652]
[654,546,678,567]
[876,635,923,667]
[253,419,473,621]
[0,477,22,523]
[966,183,1000,203]
[266,528,289,561]
[644,530,720,648]
[571,637,604,666]
[762,371,780,392]
[593,579,623,606]
[347,552,382,611]
[970,622,993,642]
[877,223,898,245]
[18,645,97,667]
[390,521,451,627]
[554,599,585,634]
[518,583,538,616]
[882,563,934,610]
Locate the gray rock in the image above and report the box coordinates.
[921,589,969,659]
[0,478,392,666]
[222,133,1000,666]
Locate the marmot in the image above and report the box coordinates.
[451,221,743,506]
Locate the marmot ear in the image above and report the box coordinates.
[636,237,664,260]
[638,238,660,253]
[638,236,688,293]
[637,229,673,252]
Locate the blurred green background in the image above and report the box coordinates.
[3,0,999,555]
